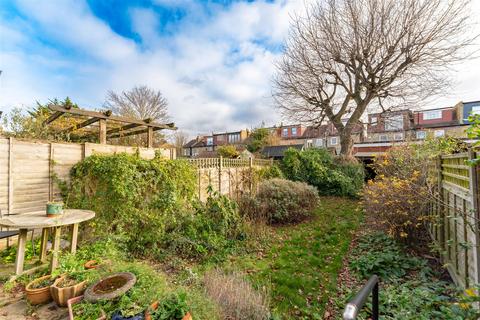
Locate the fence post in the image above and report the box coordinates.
[8,137,13,216]
[468,149,480,284]
[437,155,445,249]
[219,156,223,193]
[249,157,253,194]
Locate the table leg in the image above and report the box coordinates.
[50,227,61,272]
[39,228,49,263]
[70,223,79,254]
[14,229,28,275]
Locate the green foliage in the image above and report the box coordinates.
[151,292,189,320]
[0,238,41,264]
[66,154,243,261]
[67,153,197,258]
[256,164,284,180]
[247,127,271,153]
[338,231,480,320]
[239,178,320,224]
[281,148,364,197]
[350,233,424,281]
[217,145,239,158]
[164,188,245,259]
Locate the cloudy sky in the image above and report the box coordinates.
[1,0,480,137]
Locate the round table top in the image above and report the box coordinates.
[0,209,95,229]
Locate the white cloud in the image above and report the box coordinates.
[1,0,480,139]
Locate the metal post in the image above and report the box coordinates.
[372,282,379,320]
[343,275,379,320]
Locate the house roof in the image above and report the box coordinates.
[184,137,208,148]
[261,144,304,158]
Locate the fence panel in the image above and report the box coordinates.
[430,151,480,288]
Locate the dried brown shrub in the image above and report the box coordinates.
[203,270,270,320]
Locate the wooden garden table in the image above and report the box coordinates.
[0,209,95,275]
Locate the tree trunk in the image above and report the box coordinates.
[339,130,355,162]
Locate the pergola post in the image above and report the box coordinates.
[99,119,107,144]
[147,126,154,148]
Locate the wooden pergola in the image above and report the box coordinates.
[43,105,177,147]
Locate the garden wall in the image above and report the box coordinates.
[429,150,480,288]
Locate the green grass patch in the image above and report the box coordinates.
[222,196,362,319]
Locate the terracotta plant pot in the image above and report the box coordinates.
[144,301,159,320]
[84,272,136,303]
[50,275,87,307]
[84,260,100,270]
[25,274,54,305]
[183,312,193,320]
[46,202,64,217]
[67,295,106,320]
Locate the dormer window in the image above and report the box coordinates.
[423,110,442,120]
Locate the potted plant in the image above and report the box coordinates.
[25,274,55,305]
[50,273,88,307]
[67,295,106,320]
[46,202,64,217]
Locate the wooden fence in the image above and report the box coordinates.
[429,150,480,288]
[187,157,273,201]
[0,137,175,217]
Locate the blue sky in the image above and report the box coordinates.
[1,0,480,137]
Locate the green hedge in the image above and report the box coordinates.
[280,148,364,197]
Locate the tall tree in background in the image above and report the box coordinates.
[106,85,169,122]
[172,130,189,157]
[106,86,170,146]
[274,0,475,160]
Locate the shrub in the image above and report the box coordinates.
[363,172,429,243]
[165,189,245,259]
[281,148,364,197]
[256,164,284,180]
[217,145,239,158]
[203,269,270,320]
[239,178,319,224]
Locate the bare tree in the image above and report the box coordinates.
[274,0,476,159]
[106,85,169,122]
[173,130,189,157]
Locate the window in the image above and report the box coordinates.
[434,129,445,138]
[228,133,240,143]
[385,115,404,131]
[206,137,213,146]
[330,137,338,145]
[472,105,480,116]
[379,134,388,142]
[370,116,378,125]
[282,128,288,137]
[314,138,324,147]
[394,132,404,141]
[423,110,442,120]
[291,127,297,136]
[416,131,426,140]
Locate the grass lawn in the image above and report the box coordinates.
[222,196,362,319]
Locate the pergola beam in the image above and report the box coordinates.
[48,105,177,130]
[106,123,143,136]
[109,126,163,139]
[65,117,100,132]
[43,111,64,125]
